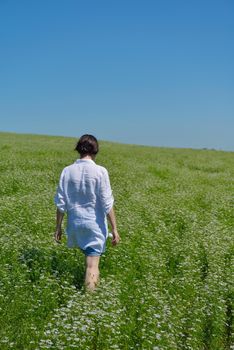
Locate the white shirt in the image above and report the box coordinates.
[54,158,114,253]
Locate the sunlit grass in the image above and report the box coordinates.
[0,131,233,349]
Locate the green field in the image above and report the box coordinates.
[0,131,233,350]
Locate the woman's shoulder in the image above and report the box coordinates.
[62,162,109,178]
[95,164,109,176]
[59,163,77,178]
[61,164,72,173]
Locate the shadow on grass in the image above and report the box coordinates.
[18,246,85,290]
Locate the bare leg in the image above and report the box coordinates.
[84,256,100,292]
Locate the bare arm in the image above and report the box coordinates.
[54,208,65,243]
[107,207,120,245]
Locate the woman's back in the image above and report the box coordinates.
[67,159,106,217]
[54,157,114,249]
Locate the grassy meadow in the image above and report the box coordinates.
[0,131,233,350]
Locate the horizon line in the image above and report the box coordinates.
[0,129,233,154]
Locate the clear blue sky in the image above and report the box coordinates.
[0,0,233,151]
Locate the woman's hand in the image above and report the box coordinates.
[106,207,120,246]
[111,230,121,246]
[54,209,65,243]
[54,227,62,243]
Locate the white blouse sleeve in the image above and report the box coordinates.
[99,168,114,215]
[54,168,67,213]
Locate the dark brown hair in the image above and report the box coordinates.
[74,134,99,156]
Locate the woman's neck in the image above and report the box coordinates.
[80,154,94,160]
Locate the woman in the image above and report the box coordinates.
[54,134,120,292]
